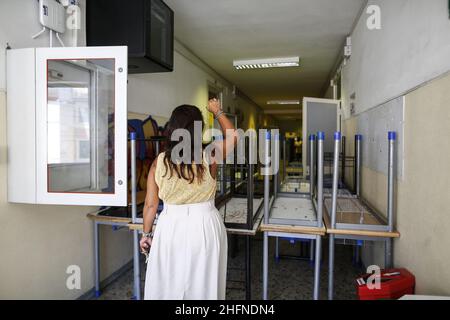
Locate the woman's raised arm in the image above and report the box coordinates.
[207,98,237,161]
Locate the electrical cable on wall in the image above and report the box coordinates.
[31,0,68,47]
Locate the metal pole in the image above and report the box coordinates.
[313,132,324,300]
[355,135,362,197]
[386,238,393,269]
[131,133,141,300]
[328,232,336,301]
[94,221,101,298]
[273,133,279,198]
[155,140,160,156]
[309,134,316,198]
[262,131,271,300]
[328,132,341,300]
[313,236,322,300]
[275,237,279,261]
[385,132,396,268]
[246,236,251,300]
[219,133,226,196]
[246,141,254,300]
[248,135,255,229]
[231,147,236,195]
[354,243,361,267]
[341,136,346,185]
[387,132,396,232]
[240,137,246,188]
[133,229,141,300]
[283,139,287,182]
[247,164,254,229]
[220,165,226,195]
[330,132,341,228]
[131,133,137,223]
[317,132,324,228]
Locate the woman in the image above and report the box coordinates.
[140,99,236,300]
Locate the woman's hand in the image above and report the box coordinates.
[207,98,222,116]
[140,236,152,253]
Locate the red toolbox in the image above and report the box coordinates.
[356,268,415,300]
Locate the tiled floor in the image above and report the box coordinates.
[96,235,362,300]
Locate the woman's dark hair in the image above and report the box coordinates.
[163,105,205,184]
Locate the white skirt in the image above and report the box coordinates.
[144,200,228,300]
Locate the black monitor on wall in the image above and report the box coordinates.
[86,0,174,74]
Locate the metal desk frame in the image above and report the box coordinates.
[326,132,400,300]
[262,131,326,300]
[215,136,264,300]
[88,214,132,298]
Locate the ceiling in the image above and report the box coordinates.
[165,0,365,119]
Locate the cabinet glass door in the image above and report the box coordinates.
[36,47,127,206]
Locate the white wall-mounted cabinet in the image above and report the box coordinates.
[7,46,128,206]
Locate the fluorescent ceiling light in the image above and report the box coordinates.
[234,57,300,70]
[267,100,300,105]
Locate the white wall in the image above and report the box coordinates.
[128,52,214,119]
[128,49,227,131]
[127,41,272,131]
[0,0,86,90]
[341,0,450,118]
[340,0,450,295]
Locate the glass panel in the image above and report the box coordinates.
[47,59,115,194]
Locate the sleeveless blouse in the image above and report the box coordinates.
[154,152,217,204]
